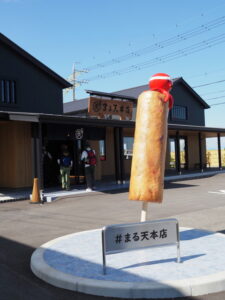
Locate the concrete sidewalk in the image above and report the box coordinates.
[1,169,225,203]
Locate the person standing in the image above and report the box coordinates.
[57,150,73,190]
[81,142,97,191]
[42,146,53,187]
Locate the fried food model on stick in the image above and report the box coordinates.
[129,73,173,203]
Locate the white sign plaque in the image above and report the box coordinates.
[102,218,180,274]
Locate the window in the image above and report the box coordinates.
[0,80,16,104]
[171,105,187,120]
[99,140,106,161]
[123,137,134,159]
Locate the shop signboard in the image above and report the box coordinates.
[88,97,133,120]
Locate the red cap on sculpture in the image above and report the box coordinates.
[149,73,173,92]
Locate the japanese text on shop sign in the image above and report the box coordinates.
[103,219,179,253]
[88,97,133,120]
[115,228,168,244]
[102,219,180,274]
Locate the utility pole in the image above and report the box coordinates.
[65,63,88,101]
[72,63,76,101]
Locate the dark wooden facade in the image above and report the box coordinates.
[169,78,208,126]
[0,33,71,188]
[0,33,70,114]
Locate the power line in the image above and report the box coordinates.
[84,15,225,72]
[84,33,225,82]
[193,79,225,88]
[199,88,225,96]
[211,101,225,106]
[205,95,225,101]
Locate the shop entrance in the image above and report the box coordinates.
[43,139,85,188]
[42,123,106,188]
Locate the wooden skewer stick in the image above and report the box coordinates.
[140,201,148,222]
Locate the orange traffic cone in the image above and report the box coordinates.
[30,178,41,204]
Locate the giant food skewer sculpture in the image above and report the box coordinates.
[129,73,174,221]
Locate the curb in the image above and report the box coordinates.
[0,197,29,204]
[31,228,225,299]
[2,170,225,204]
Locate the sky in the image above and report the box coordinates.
[1,0,225,134]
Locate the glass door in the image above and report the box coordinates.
[179,138,187,169]
[169,136,187,171]
[169,138,176,169]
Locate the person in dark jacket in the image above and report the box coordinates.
[57,150,73,190]
[42,146,53,187]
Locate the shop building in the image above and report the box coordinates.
[64,80,225,181]
[1,33,225,190]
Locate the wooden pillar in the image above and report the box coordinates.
[119,127,125,183]
[176,131,181,174]
[38,122,43,189]
[185,137,189,170]
[31,122,43,189]
[198,132,203,172]
[114,127,125,184]
[217,133,222,170]
[114,127,121,183]
[31,123,38,178]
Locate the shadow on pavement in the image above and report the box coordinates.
[164,182,198,189]
[120,254,205,270]
[0,236,121,300]
[93,181,199,195]
[0,236,195,300]
[180,229,214,241]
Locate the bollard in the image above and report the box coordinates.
[30,178,41,204]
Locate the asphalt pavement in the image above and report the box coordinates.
[1,173,225,300]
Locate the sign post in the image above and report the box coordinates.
[102,218,180,275]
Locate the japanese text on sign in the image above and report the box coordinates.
[88,97,133,120]
[115,228,168,244]
[102,219,180,274]
[103,219,179,253]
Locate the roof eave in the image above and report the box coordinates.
[86,89,137,101]
[0,33,72,88]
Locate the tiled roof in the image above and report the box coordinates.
[63,98,88,113]
[63,77,209,113]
